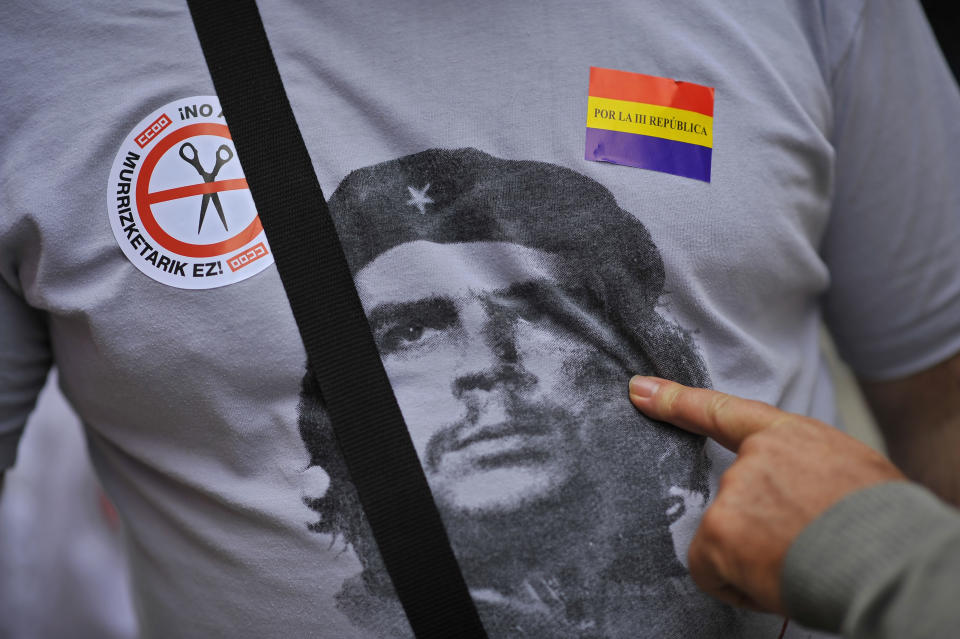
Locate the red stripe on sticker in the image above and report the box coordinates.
[146,178,250,205]
[589,67,714,117]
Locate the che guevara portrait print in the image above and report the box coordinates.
[297,148,740,638]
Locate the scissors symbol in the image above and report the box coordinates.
[178,142,234,234]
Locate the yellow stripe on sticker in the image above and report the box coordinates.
[586,96,713,148]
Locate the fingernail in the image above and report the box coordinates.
[629,376,659,399]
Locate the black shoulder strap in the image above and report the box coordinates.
[185,2,487,636]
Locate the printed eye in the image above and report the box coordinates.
[370,298,458,356]
[380,321,433,353]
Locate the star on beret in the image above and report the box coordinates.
[405,184,434,215]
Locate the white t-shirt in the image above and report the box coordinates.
[2,1,959,637]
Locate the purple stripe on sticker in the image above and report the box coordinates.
[585,127,712,182]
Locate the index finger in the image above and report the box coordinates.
[628,376,790,452]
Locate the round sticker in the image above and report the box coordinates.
[107,96,273,289]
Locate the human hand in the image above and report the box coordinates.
[628,376,905,614]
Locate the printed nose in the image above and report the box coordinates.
[452,311,537,397]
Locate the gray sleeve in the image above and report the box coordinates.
[0,275,51,470]
[820,0,960,381]
[782,481,960,639]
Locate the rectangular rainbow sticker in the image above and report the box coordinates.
[585,67,715,182]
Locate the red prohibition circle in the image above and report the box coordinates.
[135,123,262,258]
